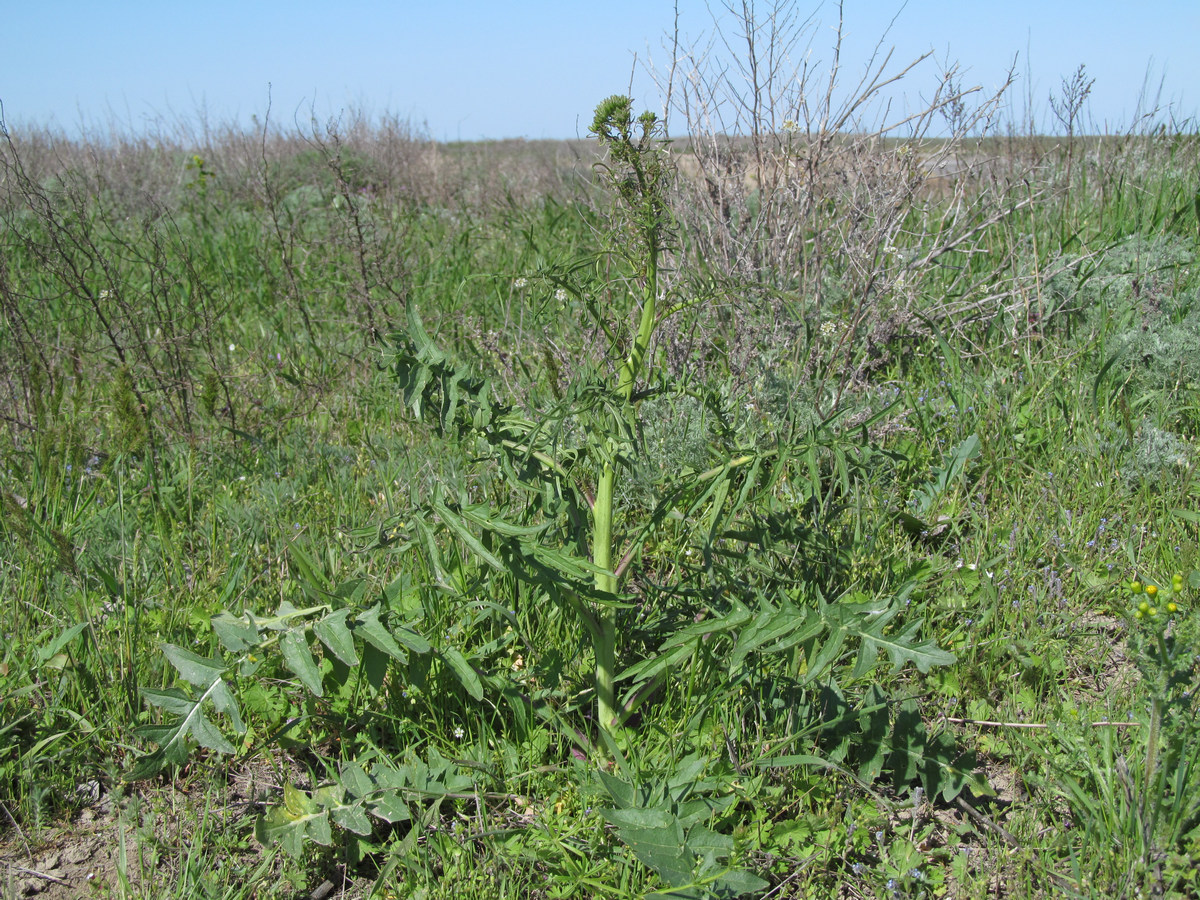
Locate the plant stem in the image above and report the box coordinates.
[1143,631,1169,820]
[592,460,619,730]
[590,208,661,734]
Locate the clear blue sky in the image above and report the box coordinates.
[2,1,1196,140]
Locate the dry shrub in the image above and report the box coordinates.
[647,0,1056,387]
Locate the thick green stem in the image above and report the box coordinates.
[590,229,659,733]
[585,98,665,735]
[616,248,658,402]
[593,460,619,730]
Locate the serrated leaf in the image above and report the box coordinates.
[257,787,333,857]
[314,609,358,666]
[280,629,323,696]
[440,646,483,700]
[890,698,925,792]
[730,602,819,668]
[920,729,986,803]
[861,619,956,674]
[132,674,243,777]
[857,685,890,783]
[602,808,693,887]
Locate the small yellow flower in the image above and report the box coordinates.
[1167,601,1178,614]
[1146,584,1159,598]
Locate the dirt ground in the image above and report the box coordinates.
[2,788,133,900]
[0,763,276,900]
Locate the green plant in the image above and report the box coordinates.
[1053,572,1200,893]
[122,99,957,892]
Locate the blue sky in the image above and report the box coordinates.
[2,1,1196,140]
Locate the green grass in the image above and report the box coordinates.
[2,100,1200,899]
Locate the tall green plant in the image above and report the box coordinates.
[587,96,672,729]
[127,100,960,880]
[396,96,676,733]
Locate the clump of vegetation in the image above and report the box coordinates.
[2,3,1200,897]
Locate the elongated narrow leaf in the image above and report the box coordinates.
[456,503,548,538]
[530,542,610,583]
[433,499,504,571]
[162,644,229,689]
[800,624,846,686]
[440,646,484,700]
[280,629,323,697]
[390,623,432,655]
[288,544,334,596]
[616,642,695,686]
[314,609,358,666]
[355,604,408,663]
